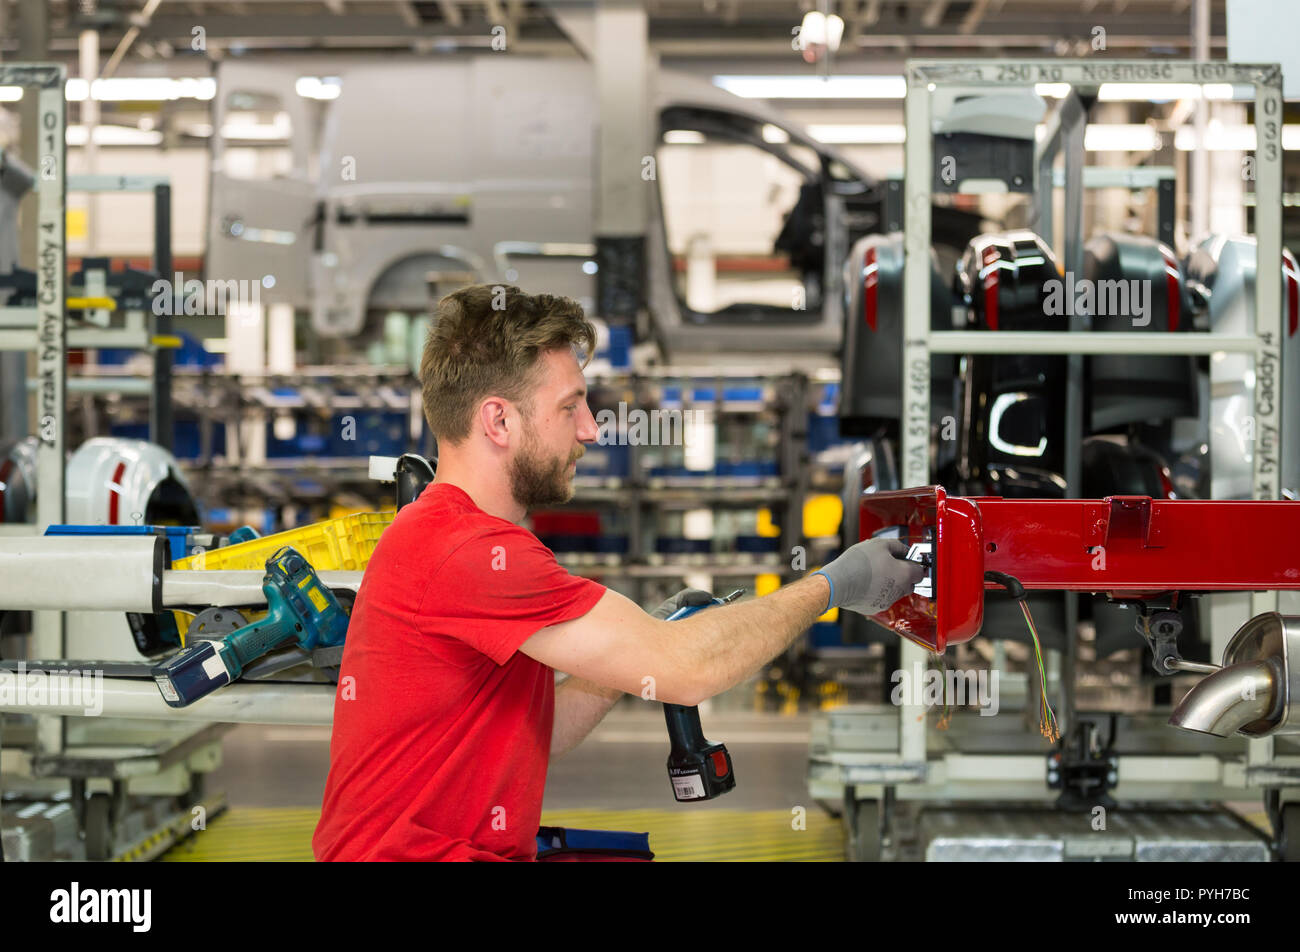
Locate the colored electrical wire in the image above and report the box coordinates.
[985,571,1059,743]
[1018,598,1060,743]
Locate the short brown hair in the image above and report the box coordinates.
[420,284,597,444]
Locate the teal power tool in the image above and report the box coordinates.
[151,545,349,708]
[662,589,744,802]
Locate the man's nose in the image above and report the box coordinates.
[576,403,600,443]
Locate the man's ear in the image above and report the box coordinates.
[478,397,512,449]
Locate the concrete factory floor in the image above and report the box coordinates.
[159,693,1272,862]
[166,700,836,861]
[204,705,811,813]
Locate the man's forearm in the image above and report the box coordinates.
[550,674,624,758]
[675,574,831,702]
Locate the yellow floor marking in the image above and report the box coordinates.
[161,807,845,862]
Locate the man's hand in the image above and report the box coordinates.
[814,538,924,615]
[650,588,715,620]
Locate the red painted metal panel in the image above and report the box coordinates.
[860,486,1300,651]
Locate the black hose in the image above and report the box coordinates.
[984,570,1026,601]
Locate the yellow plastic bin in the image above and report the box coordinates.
[174,511,396,572]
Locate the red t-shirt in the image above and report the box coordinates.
[312,482,606,862]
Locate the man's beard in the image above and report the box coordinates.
[508,423,580,511]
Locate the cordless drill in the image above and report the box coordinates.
[152,546,349,707]
[662,590,743,802]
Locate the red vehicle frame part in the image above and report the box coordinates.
[859,486,1300,653]
[856,485,985,652]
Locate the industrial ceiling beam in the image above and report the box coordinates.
[394,1,419,27]
[920,0,948,29]
[438,1,463,26]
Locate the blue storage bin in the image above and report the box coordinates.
[328,411,407,457]
[605,326,632,369]
[174,332,221,369]
[593,535,629,554]
[809,621,846,649]
[539,534,597,554]
[108,420,220,460]
[577,444,630,479]
[655,537,710,555]
[807,413,844,454]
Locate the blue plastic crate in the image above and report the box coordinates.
[605,326,632,369]
[807,413,845,453]
[328,411,407,457]
[654,537,711,555]
[809,621,846,649]
[592,535,629,554]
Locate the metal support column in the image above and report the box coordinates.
[0,64,68,760]
[593,0,649,326]
[1060,92,1086,739]
[1249,69,1284,769]
[151,183,173,450]
[900,67,933,772]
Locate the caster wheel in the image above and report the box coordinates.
[844,797,882,862]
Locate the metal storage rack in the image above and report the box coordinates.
[0,64,225,861]
[811,59,1296,860]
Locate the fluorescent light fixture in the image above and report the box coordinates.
[1173,123,1300,150]
[762,123,790,144]
[66,125,164,146]
[712,74,906,99]
[65,77,215,101]
[1083,124,1162,151]
[0,86,22,102]
[295,76,342,100]
[1097,82,1235,101]
[220,111,293,140]
[807,123,905,144]
[1035,83,1071,98]
[663,129,705,144]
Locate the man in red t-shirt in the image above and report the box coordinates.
[313,284,921,861]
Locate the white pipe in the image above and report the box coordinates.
[0,535,160,610]
[161,570,363,607]
[0,540,362,612]
[0,673,335,725]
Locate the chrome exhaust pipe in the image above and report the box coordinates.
[1168,613,1300,738]
[1168,658,1283,737]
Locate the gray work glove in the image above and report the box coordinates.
[813,538,924,615]
[651,588,716,620]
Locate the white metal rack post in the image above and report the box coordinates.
[0,63,66,759]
